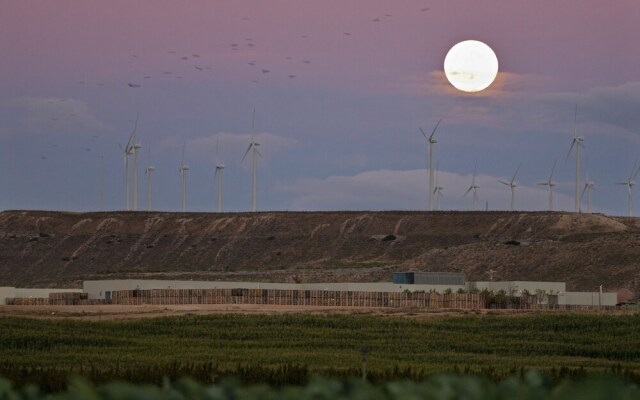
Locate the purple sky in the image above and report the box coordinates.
[1,1,640,214]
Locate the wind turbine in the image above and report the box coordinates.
[145,146,155,211]
[499,164,521,211]
[566,105,584,212]
[214,138,224,212]
[537,159,557,211]
[615,158,640,217]
[433,164,444,210]
[464,160,480,211]
[581,177,595,214]
[133,141,142,211]
[419,119,441,211]
[118,115,138,211]
[179,141,189,212]
[242,110,261,212]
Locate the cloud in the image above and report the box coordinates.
[5,97,108,136]
[538,81,640,140]
[395,70,545,98]
[279,168,576,212]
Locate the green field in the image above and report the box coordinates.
[1,313,639,390]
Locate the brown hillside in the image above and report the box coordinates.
[1,210,639,299]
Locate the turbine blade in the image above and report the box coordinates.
[498,180,509,186]
[429,119,442,140]
[630,158,639,181]
[419,127,428,141]
[241,144,252,162]
[255,147,263,158]
[511,164,521,184]
[573,104,578,139]
[565,140,575,161]
[464,187,472,196]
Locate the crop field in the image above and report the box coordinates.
[1,313,639,391]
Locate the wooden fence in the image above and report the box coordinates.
[5,289,616,310]
[108,288,485,309]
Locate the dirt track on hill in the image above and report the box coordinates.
[1,210,639,299]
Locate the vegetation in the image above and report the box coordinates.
[1,373,640,399]
[1,313,640,391]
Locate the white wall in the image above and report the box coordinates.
[565,291,617,307]
[0,287,16,305]
[83,280,466,300]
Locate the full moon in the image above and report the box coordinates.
[444,40,499,93]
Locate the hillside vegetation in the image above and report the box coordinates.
[1,210,639,297]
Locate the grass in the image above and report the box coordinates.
[1,313,639,389]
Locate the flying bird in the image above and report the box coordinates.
[248,61,256,66]
[127,83,141,88]
[420,7,430,11]
[343,32,352,36]
[261,69,270,74]
[372,18,381,22]
[180,56,189,60]
[192,54,200,58]
[288,74,296,78]
[302,60,311,64]
[194,66,203,71]
[144,76,151,79]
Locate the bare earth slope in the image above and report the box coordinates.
[1,210,639,298]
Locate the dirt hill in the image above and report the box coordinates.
[1,210,639,299]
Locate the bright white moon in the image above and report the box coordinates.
[444,40,499,93]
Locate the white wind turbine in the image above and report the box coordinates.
[132,134,142,211]
[179,141,190,212]
[214,139,225,212]
[581,175,595,214]
[566,105,584,212]
[537,159,557,211]
[433,164,444,210]
[615,159,640,217]
[118,115,137,211]
[144,147,155,211]
[499,164,521,211]
[242,110,261,212]
[419,119,441,211]
[464,161,480,211]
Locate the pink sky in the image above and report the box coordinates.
[1,1,639,214]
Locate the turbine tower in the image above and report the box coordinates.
[615,159,640,217]
[419,119,441,211]
[145,164,155,211]
[566,105,584,212]
[498,164,520,211]
[214,139,224,212]
[179,141,189,212]
[119,115,137,211]
[133,141,142,211]
[433,164,444,210]
[537,159,557,211]
[242,110,261,212]
[464,161,480,211]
